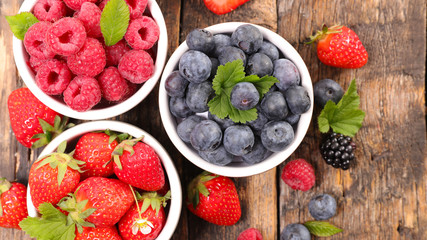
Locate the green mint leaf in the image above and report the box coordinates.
[228,106,257,123]
[317,79,365,137]
[241,75,278,99]
[211,59,246,95]
[5,12,39,40]
[304,221,343,237]
[100,0,130,46]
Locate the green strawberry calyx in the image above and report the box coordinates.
[187,171,219,208]
[306,24,343,44]
[31,115,74,149]
[57,193,96,234]
[0,178,12,216]
[112,136,144,170]
[35,140,85,187]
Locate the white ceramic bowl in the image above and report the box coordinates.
[27,120,182,240]
[159,22,313,177]
[13,0,168,120]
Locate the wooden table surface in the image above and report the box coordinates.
[0,0,426,239]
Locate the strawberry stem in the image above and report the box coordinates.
[305,25,343,44]
[129,185,143,220]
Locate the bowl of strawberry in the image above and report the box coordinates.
[159,22,313,177]
[9,0,168,120]
[22,120,182,240]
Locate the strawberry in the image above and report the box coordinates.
[7,88,71,148]
[186,172,241,226]
[75,226,122,240]
[118,191,171,240]
[113,138,165,191]
[203,0,250,15]
[307,25,368,68]
[0,178,28,229]
[29,141,84,210]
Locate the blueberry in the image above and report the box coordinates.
[242,137,269,165]
[209,57,219,79]
[284,86,311,115]
[260,91,288,120]
[248,110,268,132]
[199,146,233,166]
[246,53,273,77]
[308,194,337,220]
[177,115,205,143]
[261,121,294,152]
[273,59,300,91]
[280,224,311,240]
[212,34,232,57]
[185,81,213,113]
[267,84,278,94]
[186,29,215,54]
[165,71,189,97]
[230,82,259,110]
[223,125,254,156]
[285,113,300,126]
[208,112,235,130]
[314,79,344,107]
[179,50,212,83]
[169,97,194,118]
[258,40,279,61]
[218,46,247,66]
[231,24,263,54]
[190,120,222,151]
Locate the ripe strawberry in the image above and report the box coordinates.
[73,131,120,179]
[307,25,368,68]
[204,0,250,15]
[7,88,70,148]
[0,178,28,229]
[281,158,315,191]
[75,226,122,240]
[186,172,241,226]
[113,139,165,191]
[118,191,170,240]
[29,141,84,210]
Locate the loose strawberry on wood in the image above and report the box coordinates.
[204,0,250,15]
[0,178,28,229]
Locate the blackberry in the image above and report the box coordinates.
[320,132,356,170]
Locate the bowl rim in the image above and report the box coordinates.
[158,22,313,178]
[13,0,168,120]
[26,120,182,239]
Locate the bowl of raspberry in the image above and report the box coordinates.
[12,0,168,120]
[159,22,313,177]
[26,120,182,239]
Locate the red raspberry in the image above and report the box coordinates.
[33,0,66,22]
[118,50,154,84]
[104,39,131,66]
[67,38,106,77]
[98,67,129,102]
[281,159,315,191]
[63,0,97,11]
[99,0,148,19]
[36,59,72,95]
[125,16,159,50]
[29,56,47,73]
[238,228,263,240]
[63,76,101,111]
[46,17,87,56]
[24,21,55,60]
[75,2,102,38]
[122,81,139,101]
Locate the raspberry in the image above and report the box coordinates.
[75,2,102,38]
[125,16,159,50]
[63,0,97,11]
[46,17,87,56]
[281,159,315,191]
[104,40,131,66]
[29,56,47,73]
[237,228,263,240]
[36,59,72,95]
[33,0,67,22]
[24,21,55,60]
[122,81,139,101]
[118,50,154,83]
[320,132,356,170]
[67,38,106,77]
[98,67,129,101]
[99,0,148,19]
[63,76,101,111]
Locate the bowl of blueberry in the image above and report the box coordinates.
[159,22,313,177]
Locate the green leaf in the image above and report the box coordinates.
[304,221,343,237]
[211,60,246,95]
[57,141,67,153]
[317,79,365,137]
[100,0,130,46]
[5,12,39,40]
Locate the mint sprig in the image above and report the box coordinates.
[100,0,130,46]
[5,12,39,40]
[318,79,365,137]
[304,221,343,237]
[208,59,278,123]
